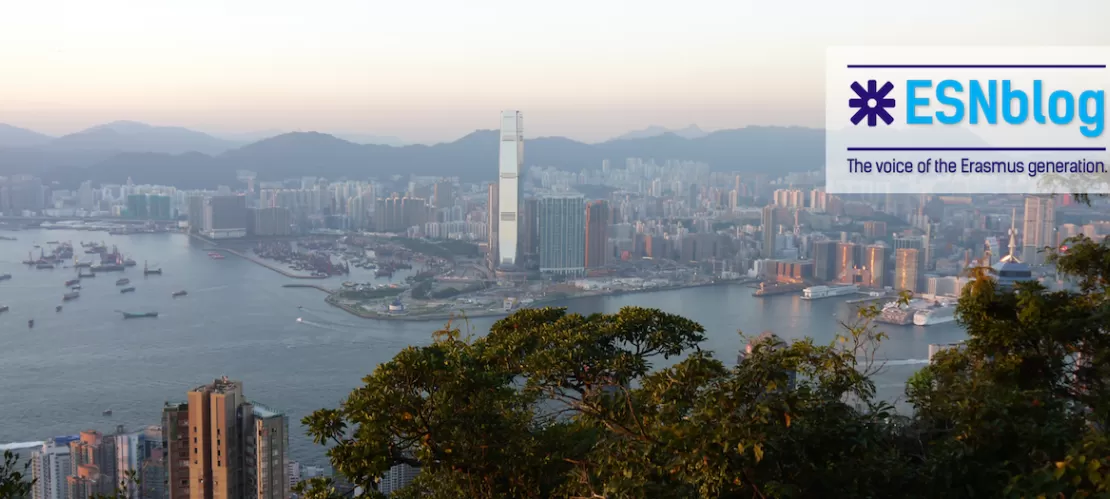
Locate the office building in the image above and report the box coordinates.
[487,184,499,268]
[187,196,206,233]
[894,248,920,293]
[32,438,74,499]
[1022,195,1056,265]
[538,194,586,276]
[585,200,610,268]
[812,240,839,282]
[860,244,888,289]
[203,195,248,239]
[497,110,523,268]
[761,205,777,258]
[519,198,539,261]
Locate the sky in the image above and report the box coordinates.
[1,0,1109,143]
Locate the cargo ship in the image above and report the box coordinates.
[914,303,957,326]
[120,287,136,293]
[63,291,80,301]
[120,311,158,319]
[116,278,130,286]
[801,284,859,300]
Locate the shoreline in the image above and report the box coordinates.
[222,248,328,280]
[323,278,759,322]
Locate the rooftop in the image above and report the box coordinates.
[251,401,283,419]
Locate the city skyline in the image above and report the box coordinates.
[3,0,1109,142]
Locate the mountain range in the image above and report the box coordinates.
[0,122,825,188]
[614,124,709,140]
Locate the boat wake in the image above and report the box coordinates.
[190,285,229,293]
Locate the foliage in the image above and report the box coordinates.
[0,450,33,499]
[411,279,433,300]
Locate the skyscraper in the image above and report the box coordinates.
[812,240,839,282]
[182,377,290,499]
[32,438,73,499]
[487,183,499,269]
[761,205,777,258]
[585,200,610,269]
[497,110,523,268]
[861,244,888,289]
[895,248,920,293]
[1022,195,1056,265]
[538,194,586,276]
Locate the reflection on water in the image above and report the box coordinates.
[0,229,965,464]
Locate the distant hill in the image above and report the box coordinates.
[36,126,823,188]
[615,124,709,141]
[50,121,242,155]
[0,124,54,148]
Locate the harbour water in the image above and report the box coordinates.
[0,229,965,465]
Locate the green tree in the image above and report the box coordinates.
[0,450,33,499]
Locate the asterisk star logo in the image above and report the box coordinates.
[849,80,896,127]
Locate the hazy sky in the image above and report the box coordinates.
[1,0,1108,143]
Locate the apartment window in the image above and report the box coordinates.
[193,437,197,444]
[217,460,221,467]
[193,448,197,454]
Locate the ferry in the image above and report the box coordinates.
[116,278,130,286]
[914,304,957,326]
[63,291,80,301]
[120,287,136,294]
[801,284,859,300]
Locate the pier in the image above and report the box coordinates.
[281,283,335,293]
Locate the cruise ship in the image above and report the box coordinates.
[801,284,859,300]
[914,304,957,326]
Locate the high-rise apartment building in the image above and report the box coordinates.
[538,194,586,276]
[179,378,290,499]
[835,243,863,284]
[1022,195,1056,265]
[519,197,539,261]
[497,111,523,268]
[585,200,610,269]
[761,205,778,258]
[32,438,74,499]
[163,402,191,499]
[862,221,887,239]
[68,430,117,499]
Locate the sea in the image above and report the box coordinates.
[0,229,965,466]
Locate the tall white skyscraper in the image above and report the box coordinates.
[497,110,523,268]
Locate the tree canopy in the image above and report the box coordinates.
[299,234,1110,498]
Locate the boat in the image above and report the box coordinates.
[208,252,225,260]
[877,300,919,325]
[0,235,16,241]
[172,290,187,297]
[144,261,162,275]
[63,291,80,301]
[91,263,125,272]
[122,258,137,267]
[46,241,59,244]
[70,285,81,290]
[0,274,11,281]
[102,410,112,416]
[28,319,34,328]
[120,287,136,293]
[116,278,130,286]
[0,305,8,313]
[914,304,957,326]
[65,279,80,286]
[120,311,159,319]
[296,317,303,322]
[56,305,62,312]
[74,260,92,268]
[801,284,859,300]
[36,263,55,269]
[78,271,94,278]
